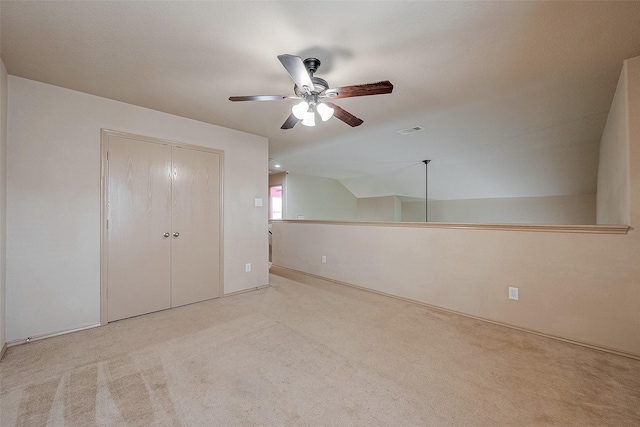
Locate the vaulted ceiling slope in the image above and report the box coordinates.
[2,1,640,199]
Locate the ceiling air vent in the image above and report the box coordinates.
[397,126,424,135]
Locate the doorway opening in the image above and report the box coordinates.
[269,185,283,220]
[268,185,283,263]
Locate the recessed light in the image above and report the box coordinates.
[274,164,281,168]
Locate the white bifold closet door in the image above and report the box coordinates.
[171,146,221,307]
[106,134,221,322]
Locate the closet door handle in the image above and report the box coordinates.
[163,232,170,238]
[173,232,180,237]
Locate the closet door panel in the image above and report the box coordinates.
[107,137,172,321]
[171,147,221,307]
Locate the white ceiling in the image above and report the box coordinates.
[2,1,640,200]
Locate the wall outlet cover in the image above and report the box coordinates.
[245,263,251,272]
[508,287,519,301]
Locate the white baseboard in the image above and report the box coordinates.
[223,284,270,298]
[6,323,101,348]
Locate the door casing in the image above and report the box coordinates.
[100,129,224,325]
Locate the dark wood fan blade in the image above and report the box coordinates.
[325,102,363,127]
[323,81,393,99]
[281,113,299,129]
[278,54,315,93]
[229,95,294,102]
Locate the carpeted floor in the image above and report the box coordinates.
[1,268,639,426]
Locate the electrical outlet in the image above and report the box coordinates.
[508,287,519,301]
[245,263,251,273]
[322,255,327,264]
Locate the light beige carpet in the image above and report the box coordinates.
[1,267,639,426]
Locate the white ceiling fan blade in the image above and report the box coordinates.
[229,95,298,102]
[278,54,315,94]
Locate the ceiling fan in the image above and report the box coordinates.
[229,54,393,129]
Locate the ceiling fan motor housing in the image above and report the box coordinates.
[293,58,329,98]
[303,57,321,75]
[295,77,329,98]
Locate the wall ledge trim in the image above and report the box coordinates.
[270,266,640,361]
[272,220,630,234]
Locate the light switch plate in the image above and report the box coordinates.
[254,198,263,207]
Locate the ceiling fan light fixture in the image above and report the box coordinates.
[230,54,393,129]
[301,111,316,127]
[316,103,334,121]
[292,101,310,120]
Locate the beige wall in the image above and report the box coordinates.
[291,190,595,225]
[284,173,356,220]
[401,194,596,224]
[597,63,630,225]
[6,77,269,342]
[0,60,7,352]
[628,57,640,228]
[401,200,426,222]
[269,172,286,188]
[272,221,639,356]
[357,196,401,221]
[272,57,640,357]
